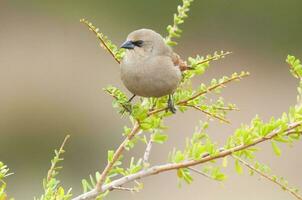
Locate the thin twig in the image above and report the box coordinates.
[111,186,138,192]
[188,105,230,124]
[148,73,249,116]
[195,52,232,66]
[143,137,153,167]
[232,155,302,200]
[104,89,131,113]
[47,135,70,182]
[214,106,240,111]
[178,73,249,105]
[95,121,141,191]
[72,121,302,200]
[188,167,213,180]
[80,19,120,64]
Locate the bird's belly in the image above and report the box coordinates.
[121,65,181,97]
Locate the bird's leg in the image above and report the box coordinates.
[122,94,136,114]
[128,94,136,103]
[167,94,177,113]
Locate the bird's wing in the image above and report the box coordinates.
[171,52,191,72]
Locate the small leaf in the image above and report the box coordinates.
[222,157,228,168]
[108,150,114,162]
[152,132,168,144]
[271,141,281,156]
[174,151,185,163]
[235,160,243,174]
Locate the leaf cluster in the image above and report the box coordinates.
[35,136,72,200]
[0,162,13,200]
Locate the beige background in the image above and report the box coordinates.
[0,0,301,199]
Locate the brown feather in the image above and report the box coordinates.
[171,52,191,71]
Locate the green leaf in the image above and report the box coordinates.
[165,0,194,47]
[108,150,114,162]
[152,132,168,144]
[235,160,243,174]
[177,169,193,184]
[127,158,142,175]
[271,141,282,156]
[212,168,227,181]
[174,151,185,163]
[222,157,228,168]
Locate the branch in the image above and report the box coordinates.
[104,88,131,113]
[188,167,213,180]
[232,155,302,200]
[47,135,70,182]
[165,0,194,46]
[214,106,240,111]
[148,72,249,116]
[72,121,302,200]
[95,121,141,190]
[111,186,138,192]
[143,137,153,167]
[188,105,230,124]
[95,71,247,198]
[97,73,248,193]
[80,19,121,64]
[195,51,232,66]
[178,73,249,105]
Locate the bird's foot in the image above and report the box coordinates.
[120,102,132,115]
[124,103,133,113]
[128,94,136,103]
[167,95,177,114]
[121,94,136,115]
[168,103,177,114]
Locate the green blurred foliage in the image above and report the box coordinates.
[8,0,302,54]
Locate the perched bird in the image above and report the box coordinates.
[120,29,188,113]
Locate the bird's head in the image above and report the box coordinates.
[120,29,170,56]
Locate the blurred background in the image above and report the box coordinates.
[1,0,302,199]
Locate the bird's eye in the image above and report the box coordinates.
[132,40,144,47]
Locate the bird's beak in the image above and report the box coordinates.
[120,40,135,50]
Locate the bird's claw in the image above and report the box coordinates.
[121,103,132,115]
[168,104,177,113]
[121,94,136,115]
[167,95,177,114]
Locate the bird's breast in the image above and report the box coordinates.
[120,55,181,97]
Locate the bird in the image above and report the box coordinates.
[120,29,188,113]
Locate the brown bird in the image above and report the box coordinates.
[120,29,188,113]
